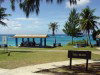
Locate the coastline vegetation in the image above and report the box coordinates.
[63,6,100,47]
[67,40,87,46]
[49,22,59,45]
[63,8,80,44]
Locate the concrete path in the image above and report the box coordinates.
[0,60,100,75]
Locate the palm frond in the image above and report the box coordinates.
[0,20,7,26]
[0,7,10,26]
[6,0,77,17]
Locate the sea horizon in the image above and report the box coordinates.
[0,34,96,46]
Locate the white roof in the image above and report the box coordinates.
[13,34,48,38]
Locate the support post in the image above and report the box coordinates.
[27,38,29,42]
[15,38,18,46]
[86,59,89,71]
[22,38,24,42]
[70,58,72,69]
[44,38,46,47]
[40,38,42,48]
[33,38,35,42]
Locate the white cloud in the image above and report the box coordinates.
[1,19,21,29]
[0,17,60,34]
[16,17,41,26]
[16,17,39,21]
[66,0,90,8]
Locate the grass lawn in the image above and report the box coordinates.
[0,45,99,51]
[0,51,67,69]
[0,45,100,69]
[62,46,99,51]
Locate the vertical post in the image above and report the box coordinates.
[40,38,42,48]
[70,58,72,69]
[33,38,35,42]
[86,59,89,71]
[27,38,29,42]
[15,38,18,46]
[22,38,24,42]
[44,38,46,47]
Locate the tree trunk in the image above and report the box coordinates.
[52,30,55,36]
[72,36,74,44]
[88,31,92,47]
[55,36,56,44]
[86,33,89,46]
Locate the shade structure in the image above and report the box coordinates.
[13,34,48,47]
[13,34,48,38]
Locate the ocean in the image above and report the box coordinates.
[0,34,96,46]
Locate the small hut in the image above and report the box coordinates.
[13,34,48,47]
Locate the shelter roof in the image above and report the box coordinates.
[13,34,48,38]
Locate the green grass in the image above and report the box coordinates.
[92,54,100,61]
[0,45,99,69]
[0,45,98,51]
[62,46,98,51]
[0,51,67,69]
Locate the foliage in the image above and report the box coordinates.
[49,22,59,36]
[80,6,100,32]
[63,8,80,44]
[0,7,11,26]
[49,22,59,45]
[67,40,86,46]
[0,0,77,17]
[80,6,100,46]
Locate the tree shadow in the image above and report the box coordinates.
[35,63,100,75]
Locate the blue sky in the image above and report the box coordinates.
[0,0,100,34]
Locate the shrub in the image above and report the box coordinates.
[67,40,87,46]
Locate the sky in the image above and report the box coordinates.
[0,0,100,34]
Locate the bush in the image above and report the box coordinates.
[67,40,87,46]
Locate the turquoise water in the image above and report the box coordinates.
[0,34,96,46]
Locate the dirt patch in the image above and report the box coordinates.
[36,62,100,75]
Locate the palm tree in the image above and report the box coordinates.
[63,8,80,44]
[0,7,10,26]
[49,22,59,45]
[0,0,77,17]
[80,6,100,47]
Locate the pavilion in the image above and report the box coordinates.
[13,34,48,47]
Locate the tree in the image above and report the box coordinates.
[49,22,59,45]
[80,6,100,47]
[92,30,100,41]
[63,8,80,44]
[0,0,78,17]
[0,7,10,26]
